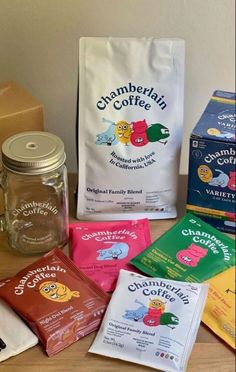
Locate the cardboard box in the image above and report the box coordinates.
[187,90,236,234]
[0,82,44,214]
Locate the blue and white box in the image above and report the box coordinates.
[187,90,236,234]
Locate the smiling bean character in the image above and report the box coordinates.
[39,281,80,302]
[115,121,132,145]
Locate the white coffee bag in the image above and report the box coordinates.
[77,37,185,220]
[89,270,208,372]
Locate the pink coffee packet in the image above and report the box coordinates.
[69,219,151,292]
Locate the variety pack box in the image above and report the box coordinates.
[187,90,236,234]
[0,82,44,214]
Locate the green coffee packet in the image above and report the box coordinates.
[130,213,235,282]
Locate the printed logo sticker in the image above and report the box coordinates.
[176,243,208,267]
[39,281,80,302]
[123,298,179,329]
[197,165,213,183]
[96,242,129,260]
[197,165,235,190]
[96,118,170,147]
[207,127,235,140]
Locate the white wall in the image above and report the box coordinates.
[0,0,235,173]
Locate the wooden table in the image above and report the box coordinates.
[0,174,234,372]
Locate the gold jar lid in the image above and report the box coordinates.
[1,131,66,174]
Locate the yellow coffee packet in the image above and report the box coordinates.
[202,266,235,349]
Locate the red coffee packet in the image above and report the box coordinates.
[0,248,109,357]
[69,219,152,292]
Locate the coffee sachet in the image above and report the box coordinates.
[203,266,235,349]
[70,219,151,292]
[131,213,235,282]
[0,248,109,357]
[89,269,208,372]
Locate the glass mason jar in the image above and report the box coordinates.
[0,131,69,254]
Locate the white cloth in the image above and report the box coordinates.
[0,299,38,362]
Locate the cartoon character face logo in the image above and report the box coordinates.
[142,298,166,326]
[197,165,213,183]
[148,298,166,312]
[96,242,129,260]
[123,300,147,322]
[95,118,118,146]
[176,244,208,267]
[39,281,80,302]
[159,313,179,328]
[115,121,132,145]
[123,298,179,329]
[207,128,221,136]
[96,133,117,146]
[130,120,149,147]
[207,128,235,139]
[208,169,229,188]
[95,118,170,147]
[146,123,170,144]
